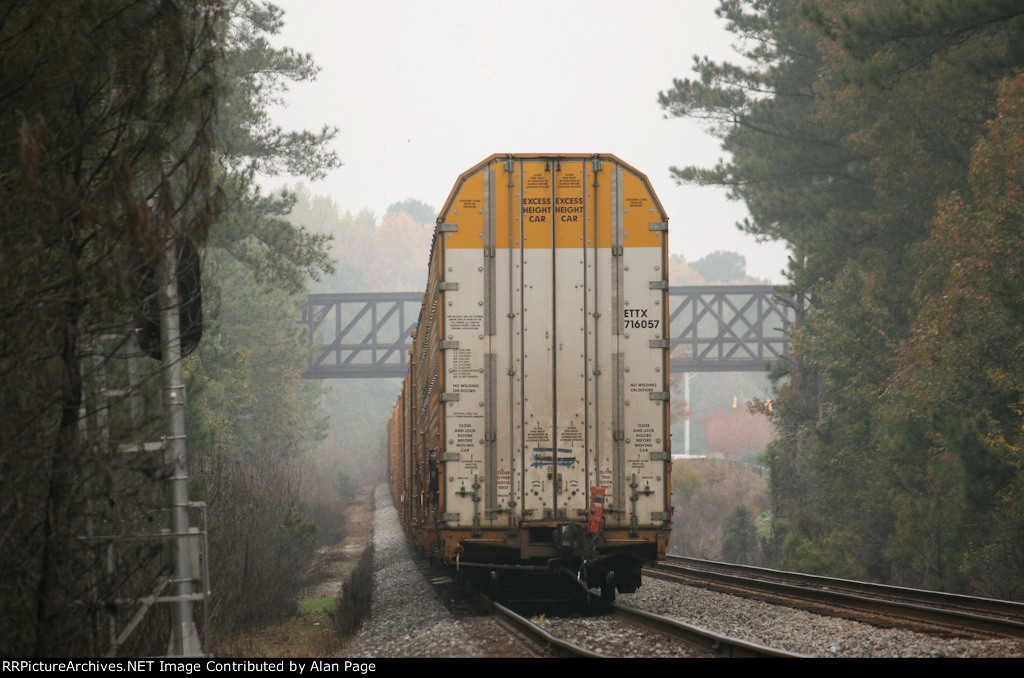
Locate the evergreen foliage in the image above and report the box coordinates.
[663,0,1024,596]
[0,0,342,654]
[0,0,221,655]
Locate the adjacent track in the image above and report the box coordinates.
[649,556,1024,639]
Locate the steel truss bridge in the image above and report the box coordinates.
[300,286,795,379]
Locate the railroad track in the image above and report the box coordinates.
[488,601,603,658]
[609,602,809,657]
[484,596,806,658]
[649,556,1024,639]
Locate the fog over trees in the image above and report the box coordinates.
[5,0,1024,658]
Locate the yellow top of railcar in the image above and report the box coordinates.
[437,153,668,251]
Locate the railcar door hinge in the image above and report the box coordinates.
[441,452,460,462]
[439,223,458,233]
[440,281,459,291]
[649,339,670,349]
[648,280,669,290]
[441,513,460,522]
[649,391,670,401]
[439,340,459,350]
[648,222,668,232]
[649,451,670,461]
[440,392,460,402]
[651,512,672,521]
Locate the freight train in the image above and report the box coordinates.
[387,153,671,604]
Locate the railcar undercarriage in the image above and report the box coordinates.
[430,522,665,609]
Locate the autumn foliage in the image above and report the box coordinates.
[702,407,774,459]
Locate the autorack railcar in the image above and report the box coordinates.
[387,153,671,602]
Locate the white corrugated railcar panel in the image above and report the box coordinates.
[620,244,670,526]
[520,241,554,520]
[441,247,486,529]
[554,248,589,520]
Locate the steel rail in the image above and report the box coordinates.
[611,603,809,658]
[480,590,804,657]
[489,601,603,658]
[667,556,1024,622]
[650,557,1024,639]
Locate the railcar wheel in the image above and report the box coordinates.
[615,563,642,594]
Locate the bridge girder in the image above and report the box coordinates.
[300,286,794,379]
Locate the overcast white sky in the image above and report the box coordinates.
[262,0,791,283]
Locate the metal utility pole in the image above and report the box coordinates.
[683,372,692,456]
[157,234,203,657]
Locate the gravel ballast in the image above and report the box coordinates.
[336,485,1024,658]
